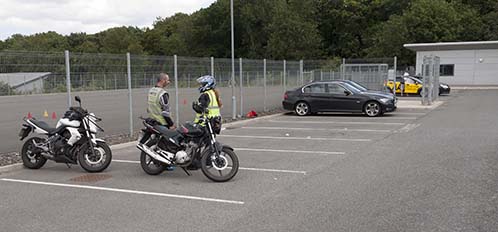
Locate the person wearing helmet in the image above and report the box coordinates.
[193,75,222,132]
[147,73,175,129]
[187,75,222,171]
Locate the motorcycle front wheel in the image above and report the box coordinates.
[78,141,112,173]
[200,147,239,182]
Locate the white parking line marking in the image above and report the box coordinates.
[268,120,405,126]
[218,134,371,142]
[392,112,427,116]
[0,178,245,205]
[236,167,306,175]
[396,123,421,133]
[112,159,139,164]
[113,160,308,175]
[241,126,391,133]
[280,116,417,120]
[233,147,346,155]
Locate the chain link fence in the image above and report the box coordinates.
[421,55,440,105]
[0,50,396,152]
[302,57,395,91]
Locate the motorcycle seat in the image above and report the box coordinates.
[30,119,57,134]
[153,125,180,138]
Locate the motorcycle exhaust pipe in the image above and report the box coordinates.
[32,140,49,152]
[137,143,172,165]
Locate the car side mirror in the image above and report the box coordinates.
[344,90,351,96]
[75,96,81,104]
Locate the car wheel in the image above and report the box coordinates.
[364,101,381,117]
[294,101,310,116]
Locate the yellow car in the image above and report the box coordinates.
[386,76,423,95]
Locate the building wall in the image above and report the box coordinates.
[14,79,44,94]
[416,49,498,85]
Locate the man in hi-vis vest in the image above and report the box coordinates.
[194,75,222,132]
[148,73,175,129]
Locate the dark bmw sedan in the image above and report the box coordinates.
[282,81,397,117]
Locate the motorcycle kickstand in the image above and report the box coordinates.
[181,167,191,176]
[65,163,72,169]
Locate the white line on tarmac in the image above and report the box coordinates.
[236,167,306,175]
[396,123,421,133]
[113,160,308,175]
[279,116,417,120]
[0,178,245,205]
[391,112,427,116]
[218,134,371,142]
[233,147,346,155]
[241,126,391,133]
[268,120,405,126]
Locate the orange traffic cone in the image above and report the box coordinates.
[27,112,33,119]
[43,110,49,118]
[51,112,57,120]
[183,99,187,105]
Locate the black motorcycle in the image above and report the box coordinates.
[136,104,239,182]
[18,96,112,173]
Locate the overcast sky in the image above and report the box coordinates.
[0,0,216,40]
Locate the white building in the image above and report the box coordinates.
[404,41,498,85]
[0,72,51,94]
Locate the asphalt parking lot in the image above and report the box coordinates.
[1,90,497,232]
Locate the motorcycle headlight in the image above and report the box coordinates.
[379,98,391,104]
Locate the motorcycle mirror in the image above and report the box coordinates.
[75,96,81,106]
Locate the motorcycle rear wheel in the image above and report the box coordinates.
[140,140,167,175]
[21,137,47,169]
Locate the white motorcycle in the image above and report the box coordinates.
[18,96,112,172]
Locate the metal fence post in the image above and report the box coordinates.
[65,50,71,106]
[174,55,179,126]
[283,60,286,92]
[211,57,214,77]
[104,74,107,90]
[23,75,26,95]
[341,58,346,80]
[394,56,397,95]
[299,60,303,85]
[7,76,11,95]
[264,58,267,112]
[188,74,191,88]
[239,57,243,117]
[126,53,133,135]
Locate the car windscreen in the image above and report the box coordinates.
[346,81,368,91]
[409,77,422,84]
[341,83,361,94]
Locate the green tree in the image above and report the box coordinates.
[142,13,191,56]
[267,0,323,59]
[480,3,498,40]
[97,26,144,54]
[3,31,69,51]
[367,0,484,65]
[238,0,275,58]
